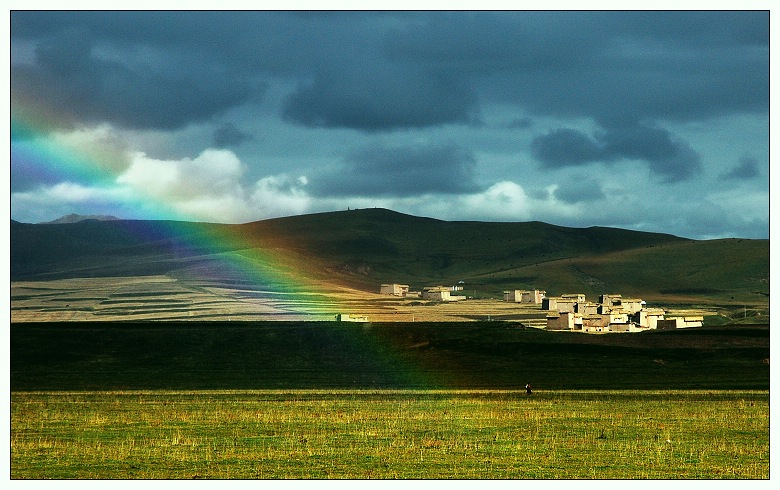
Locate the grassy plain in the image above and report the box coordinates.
[11,389,768,479]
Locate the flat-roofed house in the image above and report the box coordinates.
[422,286,451,301]
[579,311,643,333]
[503,289,546,304]
[599,294,623,306]
[335,313,369,322]
[542,296,558,310]
[562,293,586,303]
[656,316,704,329]
[581,315,609,333]
[634,308,665,329]
[556,298,580,313]
[546,311,582,330]
[380,284,410,296]
[620,298,645,314]
[543,294,584,313]
[421,286,465,302]
[576,302,600,315]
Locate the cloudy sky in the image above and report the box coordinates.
[9,9,770,239]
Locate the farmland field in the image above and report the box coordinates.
[11,389,769,479]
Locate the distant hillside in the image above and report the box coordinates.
[10,208,769,305]
[42,213,120,224]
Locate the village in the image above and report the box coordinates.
[360,283,704,333]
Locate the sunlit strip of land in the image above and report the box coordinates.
[11,275,723,323]
[11,389,769,479]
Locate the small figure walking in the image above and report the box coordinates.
[525,382,532,395]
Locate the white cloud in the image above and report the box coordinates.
[11,182,134,223]
[118,148,244,200]
[429,181,583,224]
[110,148,254,222]
[13,148,256,224]
[51,124,132,174]
[248,174,312,219]
[458,181,532,221]
[113,149,320,223]
[14,181,130,204]
[174,194,251,223]
[116,153,180,197]
[305,181,585,226]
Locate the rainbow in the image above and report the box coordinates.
[11,102,457,390]
[11,104,339,318]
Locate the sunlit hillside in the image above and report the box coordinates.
[11,208,769,310]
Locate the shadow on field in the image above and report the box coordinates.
[10,321,769,391]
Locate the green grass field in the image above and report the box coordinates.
[11,390,768,479]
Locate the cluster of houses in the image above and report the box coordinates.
[504,289,703,332]
[379,284,703,332]
[380,283,466,302]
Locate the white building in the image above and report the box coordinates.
[503,289,546,304]
[422,286,466,302]
[335,313,369,322]
[657,316,704,329]
[380,284,410,296]
[545,293,683,333]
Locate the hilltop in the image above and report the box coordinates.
[11,208,769,306]
[41,213,120,224]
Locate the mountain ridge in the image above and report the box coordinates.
[10,208,768,304]
[41,213,121,224]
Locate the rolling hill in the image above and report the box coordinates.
[10,208,769,306]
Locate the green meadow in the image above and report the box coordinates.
[11,390,768,479]
[10,321,769,479]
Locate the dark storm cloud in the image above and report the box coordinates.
[308,143,481,197]
[530,129,603,167]
[553,177,606,204]
[11,11,767,134]
[531,125,702,183]
[11,22,261,131]
[381,11,767,124]
[722,156,761,180]
[599,126,703,182]
[507,117,534,130]
[282,65,480,131]
[212,123,251,148]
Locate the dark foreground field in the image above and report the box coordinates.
[11,321,769,390]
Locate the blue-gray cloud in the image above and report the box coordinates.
[530,128,602,167]
[12,14,264,131]
[308,143,481,197]
[11,11,767,133]
[554,177,606,204]
[507,117,534,130]
[722,155,761,180]
[531,125,703,183]
[213,123,252,148]
[282,65,480,131]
